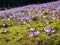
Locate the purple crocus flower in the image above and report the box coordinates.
[2,30,8,34]
[44,28,56,33]
[9,15,13,19]
[25,17,30,20]
[29,33,34,37]
[57,15,60,19]
[18,11,24,15]
[25,17,31,22]
[29,31,40,37]
[51,17,55,20]
[50,16,55,20]
[21,16,27,21]
[45,21,49,25]
[29,28,35,31]
[21,17,25,22]
[44,28,51,33]
[34,31,40,35]
[28,19,31,22]
[50,29,56,33]
[29,15,35,19]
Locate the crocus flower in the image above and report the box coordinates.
[28,19,31,22]
[29,15,35,19]
[25,17,30,20]
[29,33,34,37]
[25,17,31,22]
[51,17,55,20]
[50,29,56,33]
[57,15,60,19]
[18,11,24,15]
[21,16,26,21]
[44,28,56,33]
[45,21,49,25]
[1,30,8,34]
[30,28,35,31]
[29,31,40,37]
[44,28,51,33]
[9,15,13,19]
[50,16,55,20]
[34,31,40,35]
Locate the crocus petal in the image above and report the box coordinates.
[45,22,49,25]
[30,28,35,31]
[34,31,40,35]
[29,33,34,37]
[51,30,56,33]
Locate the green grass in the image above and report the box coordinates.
[0,16,60,45]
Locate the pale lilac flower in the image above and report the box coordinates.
[50,16,55,20]
[30,28,35,31]
[45,22,49,25]
[29,15,35,19]
[57,15,60,19]
[28,20,31,22]
[14,17,17,20]
[3,30,7,33]
[29,31,40,37]
[34,31,40,35]
[29,33,34,37]
[18,11,24,15]
[56,5,60,12]
[9,15,13,19]
[44,28,56,33]
[25,17,31,22]
[44,28,51,33]
[51,17,55,20]
[50,29,56,33]
[2,30,8,34]
[51,10,56,13]
[21,16,26,21]
[25,17,30,20]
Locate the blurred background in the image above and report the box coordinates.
[0,0,58,10]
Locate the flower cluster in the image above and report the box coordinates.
[44,28,56,33]
[29,28,40,37]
